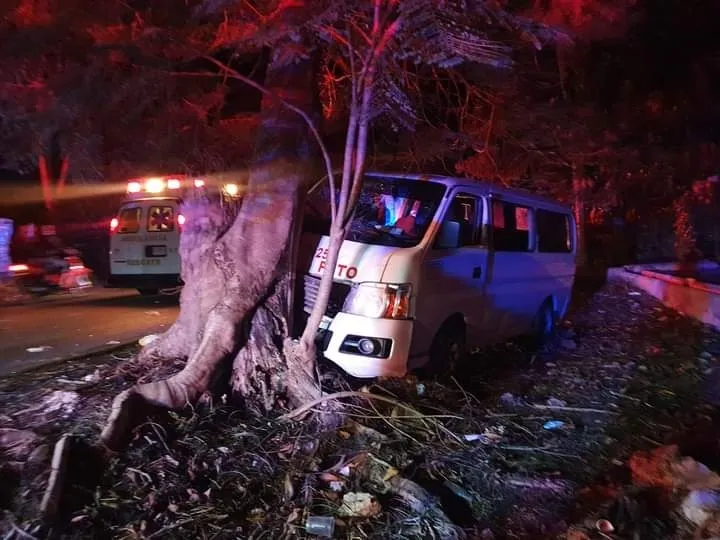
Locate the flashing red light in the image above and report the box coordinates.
[110,217,119,232]
[127,181,142,193]
[193,178,205,188]
[177,214,186,227]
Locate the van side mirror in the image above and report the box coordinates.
[434,220,460,249]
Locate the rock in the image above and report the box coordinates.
[0,428,42,460]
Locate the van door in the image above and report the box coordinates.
[412,192,489,357]
[143,202,181,274]
[110,203,144,276]
[486,197,544,340]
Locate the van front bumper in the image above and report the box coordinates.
[323,312,413,378]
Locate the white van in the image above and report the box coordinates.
[299,172,577,378]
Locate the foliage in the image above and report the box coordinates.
[0,0,257,181]
[673,192,700,264]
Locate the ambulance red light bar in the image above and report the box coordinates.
[126,176,207,194]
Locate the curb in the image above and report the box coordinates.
[609,266,720,331]
[1,340,139,379]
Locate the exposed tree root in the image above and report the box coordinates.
[102,299,256,450]
[101,161,324,450]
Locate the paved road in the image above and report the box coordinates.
[0,288,179,376]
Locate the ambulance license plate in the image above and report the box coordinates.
[147,245,167,257]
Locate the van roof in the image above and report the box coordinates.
[365,171,571,213]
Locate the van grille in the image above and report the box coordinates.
[302,274,352,318]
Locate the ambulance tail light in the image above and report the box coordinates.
[110,217,119,233]
[177,214,186,229]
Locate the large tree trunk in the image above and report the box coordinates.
[101,43,322,450]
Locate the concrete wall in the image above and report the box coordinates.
[608,262,720,330]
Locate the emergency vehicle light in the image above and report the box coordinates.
[145,178,165,193]
[178,214,186,226]
[127,181,142,193]
[110,217,119,232]
[167,178,181,189]
[223,183,239,197]
[194,178,205,188]
[9,264,29,273]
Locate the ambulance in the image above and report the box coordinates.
[106,175,241,295]
[299,172,577,378]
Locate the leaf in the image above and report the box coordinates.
[383,466,399,482]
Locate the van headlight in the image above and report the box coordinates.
[342,283,412,319]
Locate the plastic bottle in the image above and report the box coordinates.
[305,515,335,537]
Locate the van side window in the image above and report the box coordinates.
[536,210,572,253]
[434,194,482,249]
[117,207,141,234]
[492,200,532,252]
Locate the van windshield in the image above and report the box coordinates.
[305,176,447,247]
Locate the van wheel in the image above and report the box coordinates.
[137,288,159,296]
[531,300,556,349]
[426,320,467,376]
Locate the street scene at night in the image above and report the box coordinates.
[1,1,720,539]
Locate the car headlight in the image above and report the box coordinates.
[342,282,412,319]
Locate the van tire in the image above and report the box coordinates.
[137,288,159,296]
[531,299,556,349]
[427,320,467,375]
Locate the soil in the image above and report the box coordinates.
[1,279,719,539]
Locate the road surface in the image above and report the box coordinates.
[0,288,179,376]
